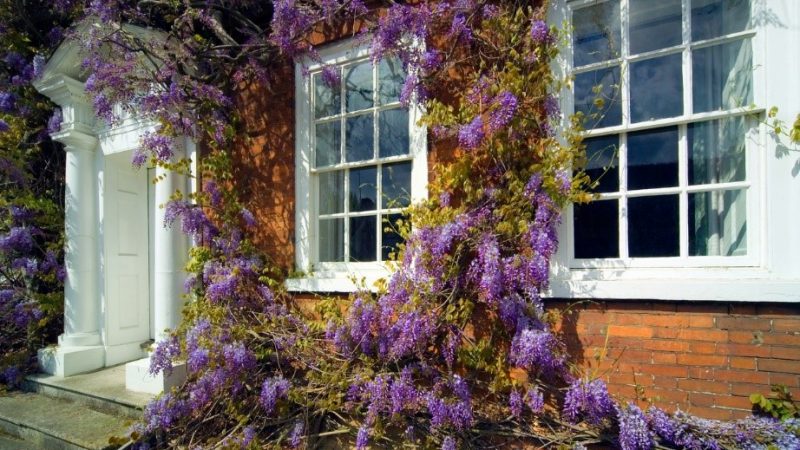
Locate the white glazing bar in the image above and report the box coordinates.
[619,132,629,259]
[683,0,693,116]
[343,168,350,262]
[678,123,689,258]
[376,164,383,262]
[620,0,630,128]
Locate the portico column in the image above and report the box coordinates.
[125,144,190,394]
[152,147,189,342]
[34,73,105,377]
[60,143,101,346]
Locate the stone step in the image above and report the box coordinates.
[0,429,39,450]
[23,365,153,421]
[0,391,133,450]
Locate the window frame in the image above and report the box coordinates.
[548,0,800,302]
[291,39,428,292]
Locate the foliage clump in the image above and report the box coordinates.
[0,0,73,389]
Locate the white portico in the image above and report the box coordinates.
[33,34,190,393]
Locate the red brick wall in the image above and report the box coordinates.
[552,300,800,420]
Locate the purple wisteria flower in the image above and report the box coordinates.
[0,227,34,253]
[488,91,518,132]
[458,116,484,150]
[260,376,290,414]
[616,403,654,450]
[526,386,544,413]
[149,334,180,376]
[47,108,63,135]
[509,326,564,376]
[289,421,304,447]
[0,119,9,133]
[441,436,457,450]
[0,92,16,112]
[355,425,369,450]
[509,389,523,417]
[563,378,615,425]
[530,20,553,45]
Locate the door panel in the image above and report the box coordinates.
[105,156,150,347]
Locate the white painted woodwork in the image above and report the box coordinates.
[34,28,191,384]
[104,152,150,348]
[152,159,189,342]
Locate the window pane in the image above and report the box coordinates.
[689,117,747,185]
[319,171,344,215]
[628,126,679,190]
[346,61,374,112]
[379,57,405,104]
[630,53,683,122]
[573,2,621,67]
[628,195,679,257]
[350,216,376,262]
[574,200,619,259]
[382,213,404,261]
[346,114,374,162]
[582,135,619,193]
[382,162,412,208]
[692,0,750,42]
[630,0,682,54]
[689,189,747,256]
[692,39,752,113]
[379,108,409,158]
[319,218,344,262]
[316,121,341,168]
[574,66,622,129]
[349,167,377,212]
[314,71,341,118]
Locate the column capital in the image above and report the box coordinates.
[55,130,99,151]
[34,74,98,146]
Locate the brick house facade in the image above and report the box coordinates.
[230,0,800,421]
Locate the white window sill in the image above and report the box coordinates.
[285,268,392,293]
[549,266,800,302]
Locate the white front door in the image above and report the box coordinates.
[104,153,151,355]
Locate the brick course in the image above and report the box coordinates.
[552,300,800,420]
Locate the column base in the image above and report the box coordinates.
[124,358,186,395]
[37,345,105,378]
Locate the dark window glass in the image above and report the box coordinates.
[345,61,374,112]
[382,213,405,261]
[582,135,619,193]
[692,0,750,42]
[573,2,621,67]
[630,0,682,54]
[574,67,622,129]
[627,126,679,190]
[630,53,684,122]
[346,114,374,162]
[574,200,619,258]
[379,108,409,158]
[349,167,377,212]
[350,216,376,262]
[628,195,680,257]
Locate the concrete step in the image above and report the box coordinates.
[0,429,40,450]
[23,365,153,421]
[0,391,133,449]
